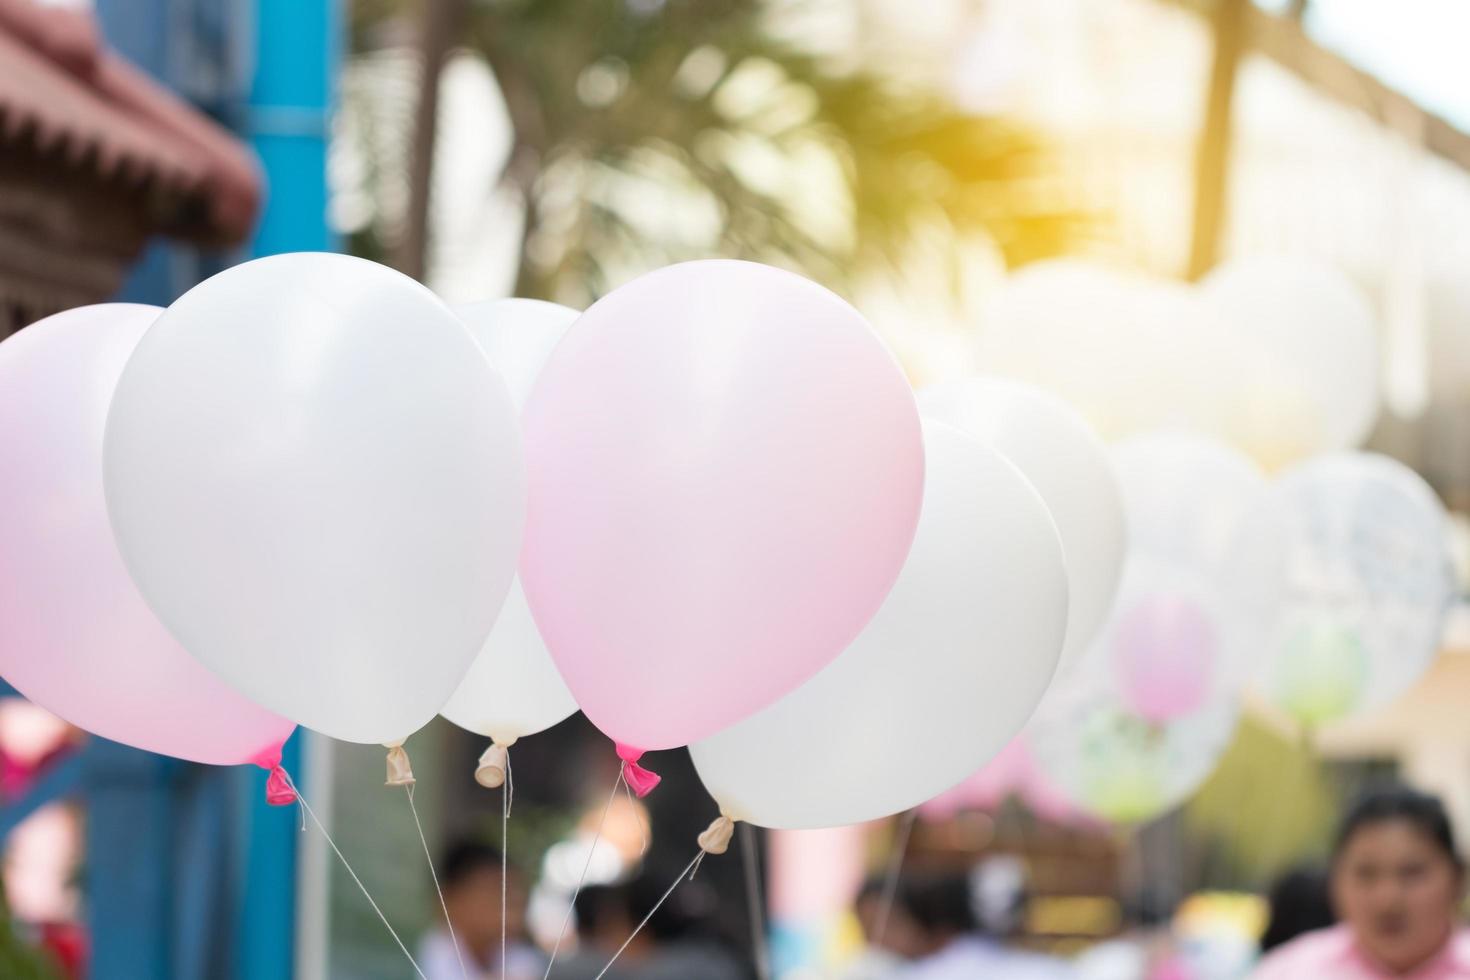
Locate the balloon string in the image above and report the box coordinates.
[623,773,649,858]
[542,764,625,980]
[406,785,467,980]
[278,769,427,980]
[873,808,918,948]
[593,850,707,980]
[502,750,513,980]
[740,824,772,980]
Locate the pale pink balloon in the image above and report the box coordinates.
[0,305,294,765]
[520,261,924,750]
[920,737,1102,828]
[1112,593,1217,725]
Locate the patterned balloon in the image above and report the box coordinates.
[1257,452,1453,727]
[1028,680,1239,824]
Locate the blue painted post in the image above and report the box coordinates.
[83,1,339,975]
[237,2,340,978]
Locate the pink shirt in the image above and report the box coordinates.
[1252,925,1470,979]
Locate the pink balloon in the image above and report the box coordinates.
[1112,593,1216,725]
[0,306,294,765]
[521,261,924,750]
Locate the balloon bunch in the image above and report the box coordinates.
[0,253,1126,851]
[971,256,1455,826]
[3,246,1446,885]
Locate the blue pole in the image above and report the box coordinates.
[237,3,340,979]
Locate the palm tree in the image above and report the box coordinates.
[353,0,1080,305]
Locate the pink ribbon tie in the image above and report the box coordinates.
[615,743,661,798]
[265,766,296,806]
[252,744,296,806]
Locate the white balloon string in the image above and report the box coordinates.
[542,764,625,980]
[502,760,510,980]
[506,747,516,818]
[406,784,467,980]
[873,808,918,948]
[740,824,772,980]
[278,769,427,980]
[593,850,706,980]
[623,774,649,858]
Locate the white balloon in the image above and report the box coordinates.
[1202,257,1380,451]
[690,421,1068,829]
[973,260,1333,469]
[103,253,525,744]
[454,298,579,411]
[1257,452,1453,726]
[919,377,1124,678]
[1027,680,1239,824]
[442,299,580,744]
[976,261,1227,440]
[1098,434,1286,694]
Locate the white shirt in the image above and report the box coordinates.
[900,936,1075,980]
[419,931,546,980]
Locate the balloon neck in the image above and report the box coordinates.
[264,766,297,807]
[697,813,737,855]
[476,742,510,789]
[615,743,660,797]
[251,743,285,771]
[384,744,416,787]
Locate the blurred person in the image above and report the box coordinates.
[841,876,925,979]
[897,870,1074,978]
[1251,787,1470,978]
[422,840,545,980]
[1075,891,1192,980]
[1258,865,1335,954]
[545,883,643,980]
[548,870,746,980]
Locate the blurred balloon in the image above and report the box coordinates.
[1029,682,1239,824]
[690,421,1067,829]
[1267,619,1369,728]
[0,305,293,764]
[918,377,1124,677]
[1257,452,1452,727]
[1202,257,1380,452]
[104,253,525,745]
[1102,434,1285,696]
[974,258,1342,470]
[521,260,924,751]
[1111,592,1216,725]
[920,737,1100,827]
[442,299,580,746]
[975,261,1229,440]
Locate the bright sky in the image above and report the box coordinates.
[1256,0,1470,130]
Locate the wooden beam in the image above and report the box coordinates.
[1243,4,1470,171]
[1164,0,1470,173]
[400,0,466,282]
[1188,0,1248,280]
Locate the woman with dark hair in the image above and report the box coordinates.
[1252,786,1470,978]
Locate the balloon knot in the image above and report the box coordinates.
[384,744,415,787]
[697,814,737,855]
[475,742,509,789]
[265,766,296,807]
[615,743,660,797]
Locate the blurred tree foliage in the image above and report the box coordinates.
[349,0,1080,304]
